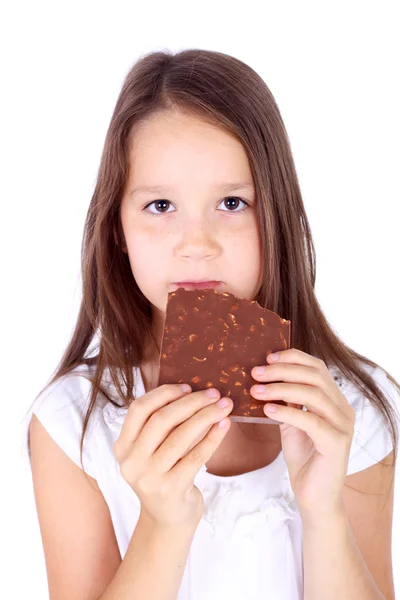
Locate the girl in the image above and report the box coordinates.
[23,49,399,600]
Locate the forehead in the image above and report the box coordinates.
[127,110,254,190]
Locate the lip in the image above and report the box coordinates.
[173,280,222,290]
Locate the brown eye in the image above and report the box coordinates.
[143,196,249,217]
[221,196,247,211]
[144,200,172,214]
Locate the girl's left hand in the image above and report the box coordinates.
[250,348,356,521]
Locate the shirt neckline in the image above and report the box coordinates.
[200,450,286,485]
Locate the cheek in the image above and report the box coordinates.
[125,218,261,272]
[125,228,164,273]
[226,227,262,284]
[226,224,261,259]
[126,222,168,252]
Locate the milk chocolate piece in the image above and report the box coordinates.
[157,288,291,424]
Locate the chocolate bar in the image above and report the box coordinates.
[157,288,291,424]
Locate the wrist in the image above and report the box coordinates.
[139,508,200,535]
[300,499,348,531]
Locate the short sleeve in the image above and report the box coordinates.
[344,365,400,476]
[21,372,101,480]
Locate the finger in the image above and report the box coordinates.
[150,399,234,473]
[115,384,194,457]
[252,383,351,432]
[252,363,340,406]
[267,348,325,369]
[134,388,226,459]
[264,404,350,451]
[170,417,232,489]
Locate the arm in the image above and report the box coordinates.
[302,508,387,600]
[29,414,197,600]
[250,350,396,600]
[98,511,196,600]
[302,452,396,600]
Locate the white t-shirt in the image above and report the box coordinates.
[21,362,399,600]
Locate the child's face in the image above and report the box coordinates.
[120,109,263,339]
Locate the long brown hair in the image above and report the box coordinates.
[27,48,399,487]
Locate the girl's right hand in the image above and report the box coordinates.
[113,383,233,529]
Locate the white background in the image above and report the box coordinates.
[2,1,399,598]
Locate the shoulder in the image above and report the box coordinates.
[328,363,400,475]
[21,364,110,479]
[25,364,109,433]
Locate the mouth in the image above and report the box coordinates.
[173,281,222,290]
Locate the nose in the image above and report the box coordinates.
[175,224,221,261]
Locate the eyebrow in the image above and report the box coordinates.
[129,181,255,197]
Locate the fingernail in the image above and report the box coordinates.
[206,388,220,398]
[180,384,192,393]
[254,385,266,393]
[217,398,230,408]
[268,353,280,362]
[254,366,265,375]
